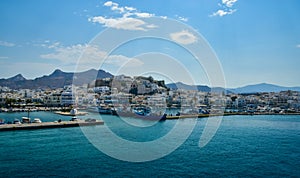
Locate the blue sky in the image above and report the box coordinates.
[0,0,299,88]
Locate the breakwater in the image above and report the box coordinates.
[0,120,104,131]
[165,112,300,119]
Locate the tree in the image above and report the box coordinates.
[5,98,16,107]
[26,99,32,104]
[231,96,237,102]
[129,86,138,95]
[148,76,154,83]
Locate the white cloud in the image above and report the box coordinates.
[178,16,188,22]
[104,1,114,7]
[175,15,188,22]
[40,43,143,68]
[170,30,198,45]
[41,44,106,64]
[211,0,237,17]
[90,1,159,31]
[222,0,238,8]
[146,24,158,29]
[296,44,300,48]
[211,9,236,17]
[34,40,61,49]
[0,41,15,47]
[104,55,144,67]
[124,6,136,12]
[104,1,126,14]
[103,1,153,18]
[89,16,149,31]
[135,12,155,18]
[111,5,125,14]
[46,42,60,49]
[0,56,9,59]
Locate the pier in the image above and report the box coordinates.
[166,113,222,119]
[54,111,88,116]
[0,120,104,131]
[165,112,300,119]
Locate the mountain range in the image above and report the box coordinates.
[0,69,299,93]
[0,69,113,90]
[166,82,300,93]
[228,83,300,93]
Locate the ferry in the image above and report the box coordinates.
[87,105,117,115]
[115,105,166,121]
[98,105,114,115]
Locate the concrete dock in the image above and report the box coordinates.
[0,120,104,131]
[165,113,248,119]
[55,111,88,116]
[166,113,220,119]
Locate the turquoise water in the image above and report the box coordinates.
[0,112,299,177]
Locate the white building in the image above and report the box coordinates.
[44,93,61,106]
[94,86,110,93]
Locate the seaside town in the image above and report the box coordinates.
[1,75,300,116]
[1,1,300,177]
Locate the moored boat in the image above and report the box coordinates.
[98,105,113,115]
[22,117,30,123]
[70,116,79,121]
[133,106,151,116]
[13,119,21,124]
[32,118,42,123]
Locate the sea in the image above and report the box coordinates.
[0,111,299,177]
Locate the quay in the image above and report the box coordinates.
[165,112,259,119]
[55,111,88,116]
[166,113,222,119]
[165,112,300,119]
[0,120,104,131]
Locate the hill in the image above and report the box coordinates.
[166,82,228,93]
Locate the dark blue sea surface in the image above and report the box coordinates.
[0,112,299,177]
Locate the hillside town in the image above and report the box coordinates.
[0,75,300,115]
